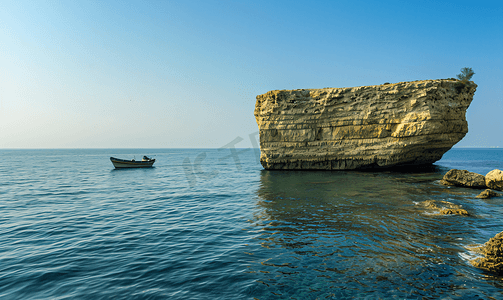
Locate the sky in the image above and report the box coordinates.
[1,0,502,148]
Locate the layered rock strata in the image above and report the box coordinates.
[255,80,477,170]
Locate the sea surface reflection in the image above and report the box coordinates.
[245,168,503,299]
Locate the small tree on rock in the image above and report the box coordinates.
[456,67,475,81]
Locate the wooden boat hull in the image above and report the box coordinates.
[110,157,155,168]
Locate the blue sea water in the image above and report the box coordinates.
[1,148,503,299]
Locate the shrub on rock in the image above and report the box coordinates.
[456,67,475,82]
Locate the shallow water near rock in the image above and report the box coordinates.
[1,148,503,299]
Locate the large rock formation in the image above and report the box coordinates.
[254,79,477,170]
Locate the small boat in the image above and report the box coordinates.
[110,156,155,168]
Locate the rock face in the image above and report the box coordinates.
[471,231,503,274]
[486,169,503,191]
[254,79,476,170]
[440,169,486,188]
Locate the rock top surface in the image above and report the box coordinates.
[254,79,476,170]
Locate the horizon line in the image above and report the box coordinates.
[0,146,501,150]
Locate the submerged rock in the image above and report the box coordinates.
[485,169,503,191]
[254,79,476,170]
[476,189,500,199]
[440,169,486,188]
[471,231,503,274]
[420,200,469,216]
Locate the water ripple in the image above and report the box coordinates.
[1,149,503,299]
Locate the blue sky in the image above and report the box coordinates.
[1,0,502,148]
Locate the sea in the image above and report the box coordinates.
[1,148,503,300]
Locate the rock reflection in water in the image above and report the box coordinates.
[245,168,501,299]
